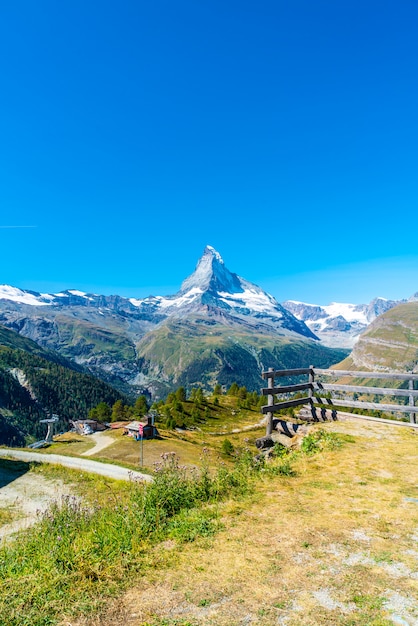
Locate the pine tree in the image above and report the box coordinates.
[111,400,126,422]
[175,386,186,402]
[133,395,148,417]
[95,402,112,422]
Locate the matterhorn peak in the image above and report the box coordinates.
[203,245,223,263]
[179,245,243,295]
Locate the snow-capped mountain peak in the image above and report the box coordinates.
[128,246,317,339]
[179,245,243,295]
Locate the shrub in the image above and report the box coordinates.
[300,429,344,455]
[221,438,234,456]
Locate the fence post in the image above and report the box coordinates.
[409,379,416,424]
[308,365,315,418]
[266,367,274,436]
[308,365,314,400]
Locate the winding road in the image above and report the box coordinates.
[0,448,153,482]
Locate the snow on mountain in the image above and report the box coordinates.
[282,297,401,348]
[179,245,243,295]
[1,247,409,350]
[129,246,314,337]
[0,286,102,307]
[218,288,282,316]
[67,289,88,297]
[0,285,55,307]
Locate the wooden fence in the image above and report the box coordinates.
[261,366,418,435]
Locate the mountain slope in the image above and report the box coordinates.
[0,325,127,445]
[346,302,418,372]
[131,246,318,339]
[136,316,348,398]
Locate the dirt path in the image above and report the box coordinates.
[0,466,73,542]
[81,432,116,457]
[0,449,152,482]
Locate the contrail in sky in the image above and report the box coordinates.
[0,225,37,229]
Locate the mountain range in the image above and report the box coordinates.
[282,297,403,348]
[0,246,348,398]
[1,245,417,443]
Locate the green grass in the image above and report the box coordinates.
[343,302,418,372]
[0,450,252,625]
[43,394,267,472]
[0,428,346,626]
[54,314,137,362]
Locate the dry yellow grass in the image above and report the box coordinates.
[96,430,211,469]
[65,418,418,626]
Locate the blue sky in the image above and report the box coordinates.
[1,0,417,305]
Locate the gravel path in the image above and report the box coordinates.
[0,449,153,482]
[0,467,73,541]
[81,432,116,457]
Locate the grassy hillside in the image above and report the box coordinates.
[49,391,266,469]
[53,314,137,362]
[0,324,83,367]
[137,317,349,398]
[349,302,418,372]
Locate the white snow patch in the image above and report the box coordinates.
[68,290,87,297]
[218,289,279,314]
[323,302,368,324]
[157,287,203,309]
[129,297,147,307]
[205,245,223,262]
[285,300,369,329]
[130,289,203,310]
[0,285,53,306]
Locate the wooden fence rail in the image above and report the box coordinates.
[261,366,418,435]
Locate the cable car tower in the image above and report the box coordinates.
[39,414,59,443]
